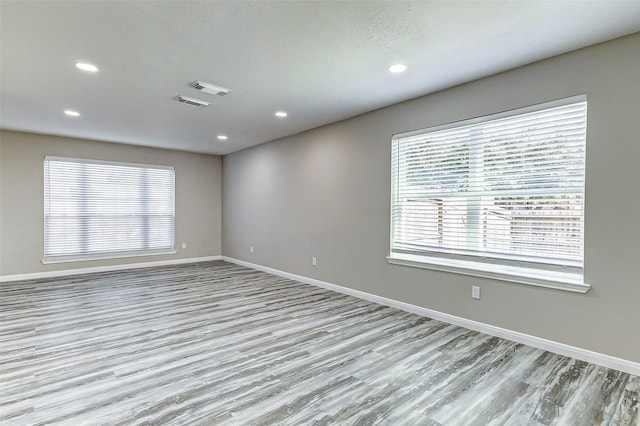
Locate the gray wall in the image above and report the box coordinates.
[222,33,640,362]
[0,130,222,276]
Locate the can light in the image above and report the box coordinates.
[275,111,287,118]
[217,135,228,140]
[388,63,407,73]
[75,62,99,72]
[64,110,80,117]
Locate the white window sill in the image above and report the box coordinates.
[42,250,177,264]
[387,253,590,293]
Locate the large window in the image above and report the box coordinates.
[44,157,175,262]
[389,96,588,291]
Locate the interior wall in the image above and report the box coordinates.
[222,33,640,363]
[0,130,222,276]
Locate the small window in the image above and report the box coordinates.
[389,96,588,291]
[44,157,175,262]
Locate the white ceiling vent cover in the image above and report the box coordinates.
[193,81,231,96]
[176,95,210,108]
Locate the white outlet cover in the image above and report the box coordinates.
[472,286,481,300]
[181,243,187,249]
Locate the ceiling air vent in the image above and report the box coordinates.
[176,95,210,108]
[193,81,231,96]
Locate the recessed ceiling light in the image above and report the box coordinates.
[75,62,98,72]
[388,63,407,73]
[275,111,287,118]
[64,110,80,117]
[217,135,228,140]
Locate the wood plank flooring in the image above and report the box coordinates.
[1,260,638,425]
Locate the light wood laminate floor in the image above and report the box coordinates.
[1,261,638,425]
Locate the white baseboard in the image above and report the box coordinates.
[222,256,640,377]
[0,255,222,283]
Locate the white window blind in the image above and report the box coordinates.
[44,157,175,262]
[390,96,587,276]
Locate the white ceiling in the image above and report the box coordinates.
[1,1,639,156]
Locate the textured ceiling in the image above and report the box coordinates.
[1,1,640,155]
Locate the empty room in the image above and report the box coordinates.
[1,1,639,425]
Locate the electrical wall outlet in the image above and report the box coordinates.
[181,242,187,249]
[312,257,317,266]
[472,286,481,300]
[250,245,254,253]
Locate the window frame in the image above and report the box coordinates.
[388,95,590,293]
[43,156,176,263]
